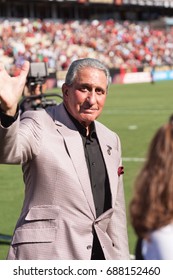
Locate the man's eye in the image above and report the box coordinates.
[80,87,88,92]
[96,89,104,95]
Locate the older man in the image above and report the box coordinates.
[0,58,129,260]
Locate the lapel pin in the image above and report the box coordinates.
[107,145,112,155]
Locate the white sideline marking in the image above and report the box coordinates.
[103,109,169,115]
[123,157,145,162]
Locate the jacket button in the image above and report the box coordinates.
[87,245,92,250]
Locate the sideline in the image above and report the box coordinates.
[123,157,145,162]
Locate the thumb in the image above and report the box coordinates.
[20,61,30,79]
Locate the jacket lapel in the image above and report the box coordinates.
[51,104,96,218]
[95,122,119,208]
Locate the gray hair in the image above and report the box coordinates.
[65,58,110,88]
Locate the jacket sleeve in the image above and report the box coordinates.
[0,111,43,164]
[107,174,130,259]
[107,136,130,259]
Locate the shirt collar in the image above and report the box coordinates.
[64,104,96,138]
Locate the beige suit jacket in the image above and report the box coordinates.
[0,103,129,260]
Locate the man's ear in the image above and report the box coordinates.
[62,83,68,96]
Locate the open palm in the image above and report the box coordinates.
[0,61,30,115]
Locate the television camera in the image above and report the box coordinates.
[19,62,62,113]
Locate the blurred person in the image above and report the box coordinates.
[130,115,173,260]
[20,82,58,113]
[150,66,155,84]
[20,61,49,113]
[0,58,129,260]
[20,83,43,113]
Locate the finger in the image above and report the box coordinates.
[20,61,30,78]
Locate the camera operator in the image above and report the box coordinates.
[20,82,46,113]
[19,62,59,113]
[19,62,49,113]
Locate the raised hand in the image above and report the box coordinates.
[0,61,30,116]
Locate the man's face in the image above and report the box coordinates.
[63,67,108,127]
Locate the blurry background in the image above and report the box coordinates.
[1,0,173,259]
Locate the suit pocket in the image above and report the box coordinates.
[11,205,59,245]
[25,205,60,221]
[11,228,56,245]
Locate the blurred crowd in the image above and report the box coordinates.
[1,17,173,75]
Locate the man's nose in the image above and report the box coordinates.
[87,91,97,105]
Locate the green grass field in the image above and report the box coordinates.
[1,80,173,259]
